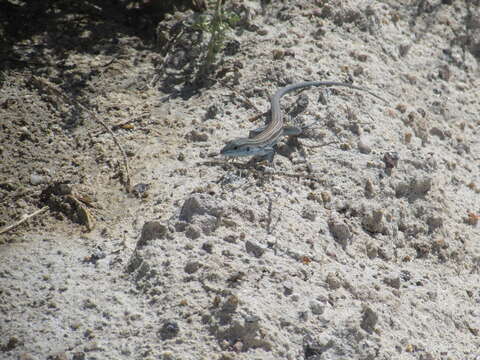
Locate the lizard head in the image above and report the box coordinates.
[220,138,261,158]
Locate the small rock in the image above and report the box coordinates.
[82,298,97,310]
[358,136,372,154]
[224,39,240,56]
[232,341,243,352]
[185,130,208,142]
[396,176,433,198]
[364,178,374,198]
[283,282,294,296]
[83,341,102,352]
[70,321,82,330]
[3,336,20,351]
[196,214,219,235]
[427,216,443,233]
[309,300,325,315]
[298,311,309,321]
[205,104,219,119]
[366,241,378,259]
[244,315,260,324]
[82,250,106,265]
[132,183,150,197]
[430,126,445,140]
[413,241,430,258]
[302,205,317,221]
[328,217,352,247]
[256,28,268,36]
[383,152,400,170]
[395,104,407,113]
[378,246,393,261]
[303,333,334,358]
[400,270,412,282]
[184,261,202,274]
[201,241,213,253]
[398,43,411,57]
[383,275,401,289]
[30,174,45,185]
[438,64,451,81]
[126,251,143,274]
[185,225,201,240]
[245,240,266,258]
[223,234,237,243]
[360,306,378,333]
[179,194,222,222]
[321,191,331,203]
[159,321,180,340]
[326,272,343,290]
[353,65,364,77]
[227,271,245,286]
[137,221,167,248]
[222,295,239,312]
[174,221,187,232]
[361,208,385,234]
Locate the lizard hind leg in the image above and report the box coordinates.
[247,147,276,166]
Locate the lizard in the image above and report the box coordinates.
[220,81,387,162]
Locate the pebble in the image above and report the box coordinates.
[201,241,213,253]
[357,136,372,154]
[303,333,334,356]
[301,205,317,221]
[185,130,208,142]
[159,321,180,340]
[395,176,432,198]
[366,241,378,259]
[3,336,20,351]
[204,104,219,119]
[325,272,343,290]
[309,300,325,315]
[328,217,352,247]
[179,194,222,223]
[245,240,266,258]
[30,173,46,185]
[196,214,218,235]
[383,275,401,289]
[184,261,202,274]
[185,225,201,240]
[137,221,167,248]
[361,208,385,234]
[360,306,378,333]
[222,295,239,312]
[283,281,294,296]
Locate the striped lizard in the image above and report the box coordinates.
[220,81,386,162]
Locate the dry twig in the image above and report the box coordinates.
[31,76,132,192]
[0,206,48,235]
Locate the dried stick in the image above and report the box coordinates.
[0,206,48,235]
[266,195,274,235]
[31,76,132,192]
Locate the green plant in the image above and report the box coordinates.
[195,0,239,75]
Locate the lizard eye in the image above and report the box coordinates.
[246,147,250,151]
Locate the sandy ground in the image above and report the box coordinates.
[1,0,480,359]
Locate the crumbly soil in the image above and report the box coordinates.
[1,1,480,359]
